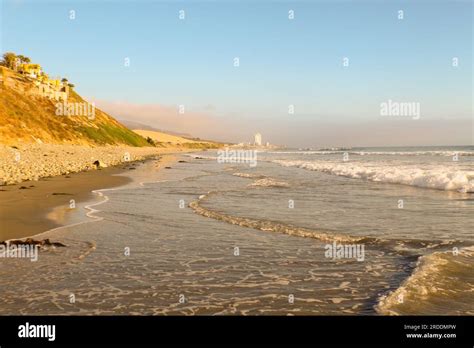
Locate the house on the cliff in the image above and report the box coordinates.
[17,63,69,102]
[18,63,42,78]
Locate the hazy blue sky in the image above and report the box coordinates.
[1,0,472,147]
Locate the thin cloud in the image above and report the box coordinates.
[91,98,472,147]
[92,99,223,137]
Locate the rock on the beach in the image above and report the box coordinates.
[0,144,176,185]
[2,238,67,248]
[93,160,108,169]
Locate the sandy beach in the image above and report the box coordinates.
[0,143,190,185]
[1,3,472,345]
[0,145,180,241]
[1,148,472,316]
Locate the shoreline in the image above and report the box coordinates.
[0,143,193,185]
[0,152,180,241]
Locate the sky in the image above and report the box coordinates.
[1,0,472,147]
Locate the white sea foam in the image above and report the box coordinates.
[232,172,288,187]
[267,150,474,156]
[249,178,289,188]
[274,160,474,192]
[232,172,264,179]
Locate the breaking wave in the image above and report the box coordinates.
[267,150,474,156]
[274,160,474,193]
[190,191,472,315]
[375,246,474,315]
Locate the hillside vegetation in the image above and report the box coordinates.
[133,129,222,149]
[0,66,150,146]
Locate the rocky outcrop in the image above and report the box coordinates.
[1,238,67,248]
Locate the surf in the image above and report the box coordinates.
[375,246,474,315]
[273,160,474,193]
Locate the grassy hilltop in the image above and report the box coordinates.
[0,65,150,147]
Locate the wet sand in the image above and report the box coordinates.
[0,155,176,241]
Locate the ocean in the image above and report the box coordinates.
[0,146,472,315]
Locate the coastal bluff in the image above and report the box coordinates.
[0,63,149,147]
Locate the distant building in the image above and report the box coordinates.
[254,133,262,146]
